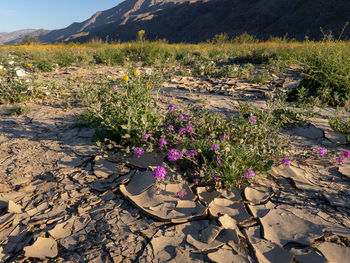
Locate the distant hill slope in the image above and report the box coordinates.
[6,0,350,44]
[0,29,39,44]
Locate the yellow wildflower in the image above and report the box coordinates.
[126,56,130,61]
[122,75,129,82]
[27,63,33,68]
[134,70,139,76]
[146,83,152,89]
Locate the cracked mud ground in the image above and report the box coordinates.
[0,66,349,262]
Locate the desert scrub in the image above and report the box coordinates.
[81,68,162,146]
[0,61,63,103]
[329,116,350,134]
[291,42,350,106]
[137,102,287,188]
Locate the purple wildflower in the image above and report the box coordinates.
[211,173,221,182]
[342,150,350,158]
[337,155,345,164]
[169,105,176,112]
[210,144,220,151]
[178,128,187,135]
[179,113,190,119]
[250,116,257,124]
[187,150,198,157]
[158,138,167,148]
[168,149,181,161]
[318,147,326,157]
[220,113,226,118]
[216,157,222,164]
[153,166,167,180]
[186,122,194,133]
[177,188,187,199]
[281,158,291,166]
[134,147,144,158]
[142,133,151,139]
[167,125,174,131]
[112,85,118,90]
[221,134,230,140]
[244,168,256,180]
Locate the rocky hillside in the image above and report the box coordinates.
[0,29,38,44]
[5,0,350,44]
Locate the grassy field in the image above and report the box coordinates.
[0,38,349,188]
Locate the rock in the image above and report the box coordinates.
[24,237,58,259]
[208,198,252,223]
[94,156,116,178]
[120,180,206,223]
[196,187,221,205]
[339,164,350,178]
[200,225,222,244]
[207,246,248,263]
[244,185,271,204]
[49,217,75,239]
[251,238,294,263]
[260,208,323,246]
[128,151,164,169]
[8,200,23,213]
[317,242,350,263]
[248,201,275,218]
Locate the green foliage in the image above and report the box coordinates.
[80,69,162,146]
[8,104,32,115]
[292,43,350,106]
[329,116,350,134]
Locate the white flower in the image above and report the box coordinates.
[0,65,3,69]
[145,68,152,75]
[27,86,33,91]
[45,91,51,96]
[16,69,26,77]
[25,79,30,83]
[9,61,15,65]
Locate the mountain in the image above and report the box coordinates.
[5,0,350,44]
[0,29,39,44]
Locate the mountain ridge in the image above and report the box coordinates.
[4,0,350,44]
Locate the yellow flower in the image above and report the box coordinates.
[27,63,33,68]
[126,56,130,61]
[0,68,3,72]
[134,70,139,76]
[146,83,151,89]
[122,75,129,82]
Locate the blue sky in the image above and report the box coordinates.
[0,0,123,32]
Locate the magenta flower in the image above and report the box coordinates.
[221,134,230,140]
[186,122,194,133]
[216,157,222,164]
[337,155,345,164]
[220,113,226,118]
[250,116,257,124]
[342,150,350,158]
[187,150,198,157]
[134,147,144,158]
[169,105,176,112]
[167,125,174,131]
[168,149,181,161]
[211,173,221,182]
[158,138,167,148]
[318,147,326,157]
[178,128,187,135]
[244,168,256,180]
[153,166,167,180]
[142,133,151,139]
[179,113,190,119]
[112,85,118,90]
[210,144,220,151]
[281,158,291,165]
[177,188,187,199]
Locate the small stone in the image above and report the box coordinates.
[24,237,58,259]
[8,200,24,213]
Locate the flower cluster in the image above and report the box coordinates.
[244,168,256,180]
[187,150,198,157]
[250,116,257,124]
[134,147,144,158]
[168,149,181,161]
[153,166,167,180]
[210,144,220,151]
[158,138,167,148]
[281,158,291,166]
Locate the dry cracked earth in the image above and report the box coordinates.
[0,66,349,262]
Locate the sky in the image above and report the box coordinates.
[0,0,123,32]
